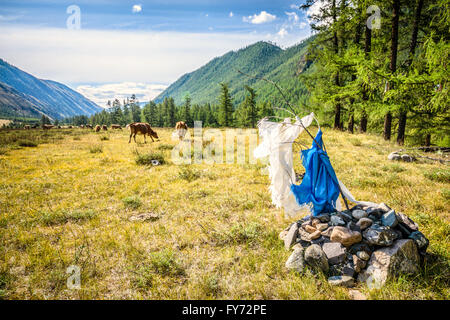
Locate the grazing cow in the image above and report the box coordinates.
[94,125,101,132]
[80,125,85,129]
[175,121,188,140]
[111,124,122,130]
[86,124,93,129]
[42,124,54,130]
[102,125,108,131]
[68,125,73,129]
[24,125,30,130]
[128,122,159,143]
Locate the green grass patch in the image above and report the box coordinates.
[89,145,103,154]
[424,169,450,183]
[122,195,142,209]
[177,166,201,182]
[157,143,175,151]
[17,139,38,147]
[37,210,97,226]
[135,151,166,165]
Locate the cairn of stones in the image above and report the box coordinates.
[280,203,429,288]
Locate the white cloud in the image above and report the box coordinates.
[285,11,299,23]
[132,4,142,13]
[243,11,276,24]
[289,4,299,10]
[76,82,167,106]
[229,11,233,18]
[306,0,328,24]
[0,26,268,85]
[277,28,288,38]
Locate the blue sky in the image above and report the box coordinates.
[0,0,318,105]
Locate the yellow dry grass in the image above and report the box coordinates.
[0,127,448,299]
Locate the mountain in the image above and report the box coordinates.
[0,59,102,119]
[154,37,314,107]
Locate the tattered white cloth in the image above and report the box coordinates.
[254,113,378,217]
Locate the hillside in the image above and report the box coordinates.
[0,59,102,120]
[154,37,315,107]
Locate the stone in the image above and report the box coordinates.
[285,247,306,273]
[294,239,311,248]
[358,239,420,288]
[316,213,331,223]
[284,223,299,249]
[396,212,419,231]
[347,221,361,233]
[279,230,288,240]
[401,154,414,162]
[304,224,317,234]
[352,209,368,220]
[378,203,392,213]
[316,223,329,231]
[309,230,322,240]
[298,228,312,242]
[381,210,398,228]
[409,231,429,251]
[321,227,334,238]
[340,211,354,222]
[363,225,398,246]
[366,207,384,216]
[301,221,311,229]
[330,226,362,247]
[353,255,367,273]
[356,218,373,230]
[330,215,346,226]
[304,244,329,273]
[348,289,367,300]
[311,236,329,245]
[357,251,370,261]
[349,243,372,255]
[388,152,401,161]
[322,242,347,265]
[311,218,321,227]
[328,275,355,288]
[329,263,355,277]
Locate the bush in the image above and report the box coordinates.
[157,144,174,151]
[122,195,142,209]
[135,151,166,165]
[424,169,450,183]
[177,166,201,182]
[17,140,38,147]
[89,145,103,153]
[99,135,109,141]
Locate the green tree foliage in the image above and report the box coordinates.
[218,83,233,127]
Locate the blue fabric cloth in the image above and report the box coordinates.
[290,129,340,216]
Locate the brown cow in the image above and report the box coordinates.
[24,125,30,130]
[111,124,122,130]
[175,121,188,140]
[94,125,101,132]
[128,122,159,143]
[102,125,108,131]
[42,124,54,130]
[86,124,93,129]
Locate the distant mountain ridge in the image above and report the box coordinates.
[0,59,102,119]
[154,37,314,107]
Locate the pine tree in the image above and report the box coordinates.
[218,83,233,127]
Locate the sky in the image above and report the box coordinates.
[0,0,320,106]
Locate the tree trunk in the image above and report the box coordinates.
[348,114,354,134]
[425,134,431,146]
[397,111,407,145]
[360,111,367,133]
[384,0,400,140]
[397,0,424,144]
[384,113,392,140]
[334,103,341,130]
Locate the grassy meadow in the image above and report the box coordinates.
[0,126,448,299]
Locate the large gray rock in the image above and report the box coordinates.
[401,154,415,162]
[363,225,398,246]
[388,152,401,161]
[358,239,420,288]
[284,223,299,250]
[322,242,347,265]
[328,275,355,288]
[356,217,373,230]
[285,247,306,273]
[304,244,329,273]
[381,210,398,228]
[378,203,392,213]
